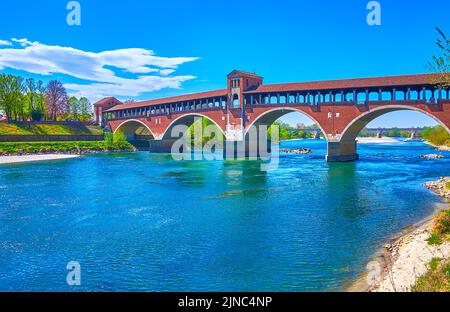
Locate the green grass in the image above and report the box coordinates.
[0,123,103,135]
[412,258,450,292]
[0,141,133,155]
[427,209,450,245]
[446,182,450,190]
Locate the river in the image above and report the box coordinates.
[0,139,448,291]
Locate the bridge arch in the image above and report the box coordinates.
[340,105,450,142]
[161,113,226,141]
[113,119,155,140]
[244,107,327,140]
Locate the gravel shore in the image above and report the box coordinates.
[349,177,450,292]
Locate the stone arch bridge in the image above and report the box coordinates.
[95,70,450,162]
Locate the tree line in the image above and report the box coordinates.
[0,74,92,123]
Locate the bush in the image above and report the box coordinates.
[104,132,114,149]
[421,125,450,146]
[427,209,450,245]
[113,131,129,149]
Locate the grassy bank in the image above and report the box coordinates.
[0,141,133,155]
[0,132,134,155]
[0,123,103,135]
[412,258,450,292]
[427,209,450,245]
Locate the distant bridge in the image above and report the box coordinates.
[95,70,450,162]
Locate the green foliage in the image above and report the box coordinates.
[421,125,450,146]
[268,121,320,141]
[427,209,450,246]
[113,131,130,149]
[104,132,114,149]
[412,258,450,292]
[0,74,92,122]
[446,182,450,190]
[0,74,24,122]
[0,140,134,155]
[187,117,223,146]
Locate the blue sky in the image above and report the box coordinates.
[0,0,448,127]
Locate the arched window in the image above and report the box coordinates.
[232,94,239,108]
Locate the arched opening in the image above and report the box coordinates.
[245,108,327,142]
[160,114,226,154]
[161,114,225,141]
[114,120,155,150]
[232,94,239,108]
[341,106,450,143]
[114,120,155,140]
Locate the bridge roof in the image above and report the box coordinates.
[105,89,227,112]
[244,73,438,94]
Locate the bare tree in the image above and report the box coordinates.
[45,80,69,121]
[429,27,450,88]
[124,98,136,105]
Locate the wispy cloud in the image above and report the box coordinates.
[0,40,12,46]
[0,38,199,101]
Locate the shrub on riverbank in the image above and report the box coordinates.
[412,258,450,292]
[427,209,450,245]
[421,125,450,147]
[0,140,134,155]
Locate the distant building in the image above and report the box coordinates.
[93,97,122,126]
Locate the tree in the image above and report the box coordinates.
[78,97,92,120]
[69,96,80,119]
[45,80,69,121]
[0,74,24,122]
[429,27,450,88]
[24,78,45,121]
[124,99,136,105]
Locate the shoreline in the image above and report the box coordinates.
[0,154,81,165]
[348,177,450,292]
[425,141,450,151]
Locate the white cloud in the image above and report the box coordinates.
[0,40,12,46]
[0,38,199,101]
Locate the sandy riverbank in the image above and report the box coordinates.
[426,141,450,151]
[349,177,450,292]
[0,154,80,165]
[356,137,400,144]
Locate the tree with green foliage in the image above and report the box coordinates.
[79,97,92,121]
[0,74,24,122]
[69,96,80,119]
[429,27,450,88]
[421,125,450,146]
[24,78,45,121]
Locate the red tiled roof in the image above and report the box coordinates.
[244,74,439,94]
[105,89,227,111]
[94,97,122,106]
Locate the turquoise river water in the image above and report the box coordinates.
[0,139,449,291]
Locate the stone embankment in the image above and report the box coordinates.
[423,177,450,200]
